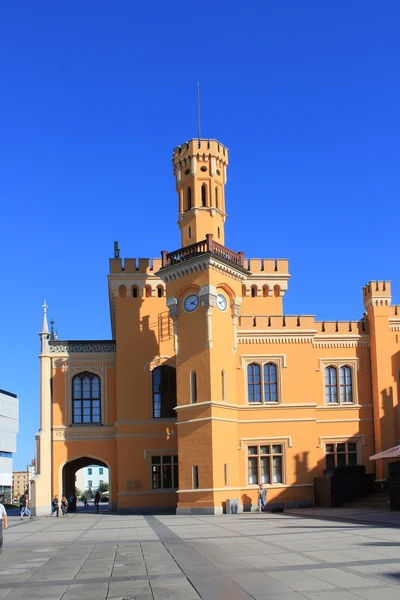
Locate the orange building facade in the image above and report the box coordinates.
[32,137,400,515]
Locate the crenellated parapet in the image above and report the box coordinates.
[363,280,392,310]
[237,313,369,347]
[241,258,290,297]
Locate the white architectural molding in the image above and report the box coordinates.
[317,434,367,448]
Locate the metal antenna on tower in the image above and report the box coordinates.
[197,82,201,147]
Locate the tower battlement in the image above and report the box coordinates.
[173,138,228,173]
[109,257,162,274]
[363,280,392,310]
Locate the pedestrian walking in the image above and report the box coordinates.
[51,495,59,517]
[258,483,267,512]
[61,496,69,516]
[83,497,88,508]
[94,491,101,512]
[20,496,33,520]
[0,500,8,554]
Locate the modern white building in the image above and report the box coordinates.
[0,389,19,503]
[75,465,109,493]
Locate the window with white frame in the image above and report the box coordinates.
[325,365,353,404]
[151,455,178,490]
[247,362,278,403]
[325,441,358,469]
[248,444,284,484]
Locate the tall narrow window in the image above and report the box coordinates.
[201,184,207,207]
[224,464,229,487]
[190,371,197,404]
[251,285,257,297]
[157,286,163,298]
[263,363,278,402]
[152,366,177,418]
[119,285,126,298]
[72,372,101,424]
[221,370,226,402]
[188,226,191,239]
[339,366,352,403]
[247,363,261,402]
[145,285,151,298]
[325,366,337,403]
[215,187,219,209]
[187,186,192,210]
[192,465,199,489]
[132,286,139,298]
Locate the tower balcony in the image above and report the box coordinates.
[161,234,247,271]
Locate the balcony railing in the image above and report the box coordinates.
[161,234,245,269]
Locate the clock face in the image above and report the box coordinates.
[184,294,199,312]
[216,293,228,311]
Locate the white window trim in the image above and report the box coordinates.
[244,438,287,486]
[318,358,359,406]
[242,355,285,405]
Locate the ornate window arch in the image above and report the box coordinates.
[263,363,278,402]
[339,365,353,403]
[72,372,101,424]
[152,365,176,418]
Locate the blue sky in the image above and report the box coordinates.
[1,1,399,469]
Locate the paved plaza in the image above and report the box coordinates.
[1,510,400,600]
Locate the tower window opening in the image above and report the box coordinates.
[187,186,192,210]
[132,286,139,298]
[184,168,190,175]
[119,285,126,298]
[215,187,219,209]
[251,285,257,297]
[218,227,220,239]
[200,166,207,172]
[190,371,197,404]
[157,286,164,298]
[188,226,192,239]
[262,285,269,297]
[152,365,176,418]
[201,184,207,207]
[145,285,152,298]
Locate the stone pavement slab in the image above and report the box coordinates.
[2,511,400,598]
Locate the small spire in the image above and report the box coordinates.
[50,318,55,341]
[41,301,49,334]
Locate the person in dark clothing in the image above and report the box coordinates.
[51,495,59,517]
[94,491,101,512]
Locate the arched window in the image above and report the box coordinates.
[72,372,101,424]
[325,367,338,403]
[242,285,247,297]
[218,227,220,239]
[132,286,139,298]
[251,285,257,297]
[157,286,164,298]
[152,366,176,418]
[221,370,226,402]
[262,285,269,297]
[263,363,278,402]
[145,285,151,298]
[248,363,261,402]
[215,187,219,209]
[119,285,126,298]
[339,366,352,403]
[190,371,197,404]
[201,184,207,207]
[187,186,192,210]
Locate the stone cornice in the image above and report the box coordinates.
[238,330,316,344]
[237,330,369,348]
[389,318,400,331]
[49,341,116,354]
[52,426,116,441]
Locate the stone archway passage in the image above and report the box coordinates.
[62,456,109,512]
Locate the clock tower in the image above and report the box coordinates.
[158,138,249,514]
